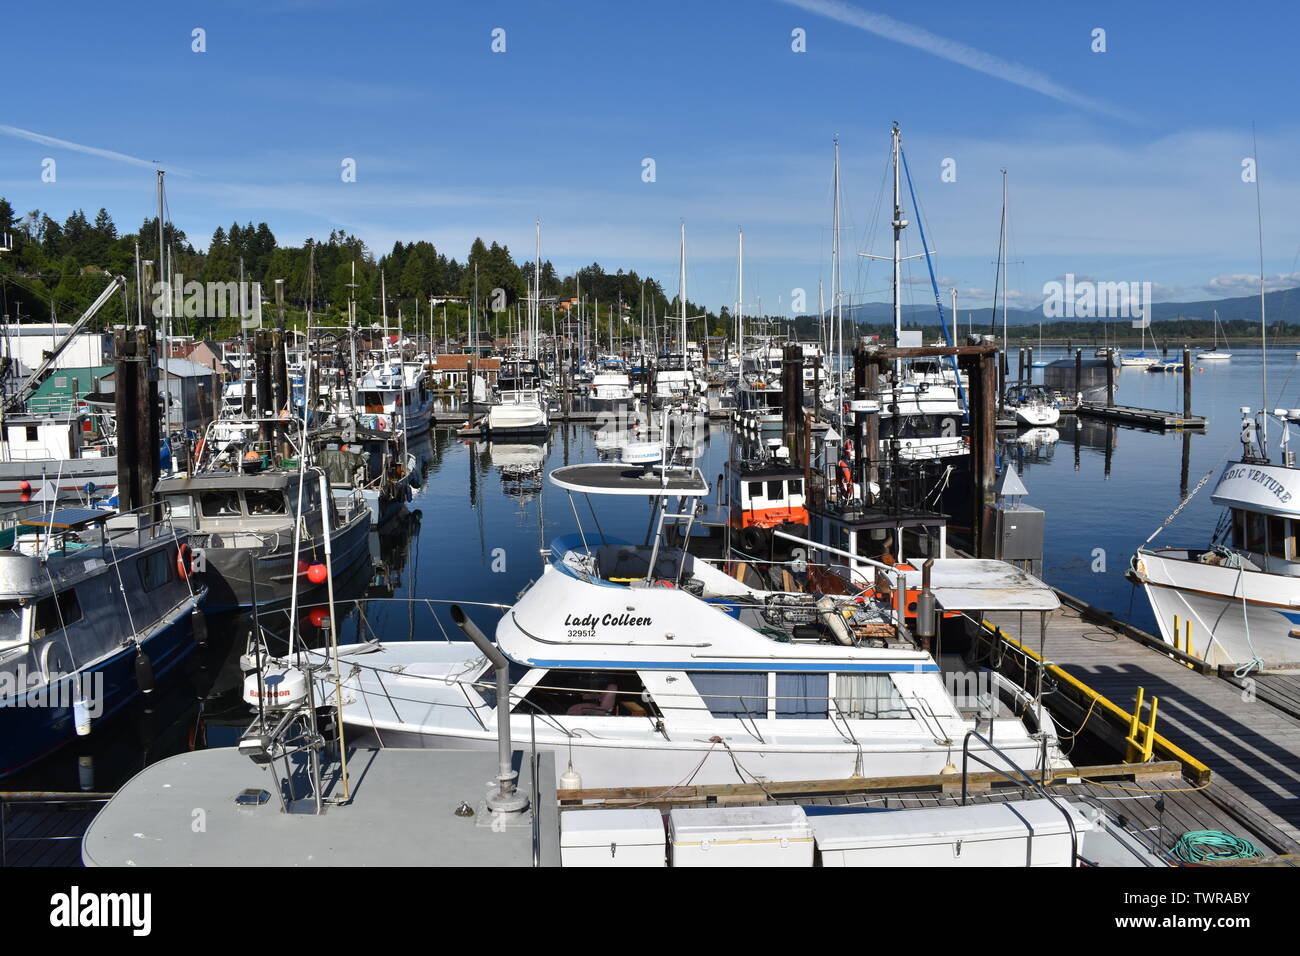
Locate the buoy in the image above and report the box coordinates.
[135,649,154,695]
[307,563,328,584]
[73,697,93,736]
[559,764,583,792]
[18,479,30,492]
[307,606,330,628]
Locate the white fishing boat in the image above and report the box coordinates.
[312,454,1067,789]
[1131,409,1300,670]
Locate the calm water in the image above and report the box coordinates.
[13,346,1296,791]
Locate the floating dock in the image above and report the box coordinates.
[1074,402,1206,430]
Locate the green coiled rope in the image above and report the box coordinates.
[1169,830,1263,864]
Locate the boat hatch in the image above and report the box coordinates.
[895,560,1060,612]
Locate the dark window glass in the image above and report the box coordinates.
[200,491,242,517]
[776,673,828,719]
[34,590,82,635]
[245,490,286,515]
[517,669,658,718]
[747,481,763,500]
[137,549,172,592]
[688,672,768,719]
[25,426,38,441]
[788,479,803,496]
[1246,512,1267,553]
[1269,516,1290,559]
[767,480,784,500]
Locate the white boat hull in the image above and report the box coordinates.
[1136,549,1300,668]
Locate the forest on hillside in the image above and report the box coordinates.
[0,198,711,341]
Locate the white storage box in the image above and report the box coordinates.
[669,805,813,867]
[811,798,1092,867]
[561,809,666,867]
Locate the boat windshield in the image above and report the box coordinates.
[0,601,26,648]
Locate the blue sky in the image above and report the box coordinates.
[2,0,1298,318]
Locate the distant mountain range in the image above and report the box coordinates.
[840,286,1300,328]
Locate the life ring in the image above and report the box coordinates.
[176,543,194,580]
[843,438,854,461]
[654,579,676,588]
[194,438,205,462]
[838,460,853,498]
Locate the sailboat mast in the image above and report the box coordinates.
[891,123,906,376]
[737,227,743,364]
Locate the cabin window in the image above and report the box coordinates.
[775,673,828,719]
[165,495,194,519]
[767,480,784,500]
[517,669,659,718]
[24,426,38,442]
[834,673,908,719]
[1244,512,1267,554]
[200,490,243,517]
[788,478,803,497]
[1268,516,1292,560]
[747,481,763,501]
[475,660,532,709]
[245,490,287,516]
[688,672,768,719]
[33,589,83,636]
[0,601,25,648]
[137,550,173,592]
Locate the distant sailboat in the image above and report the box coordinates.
[1198,310,1232,360]
[1121,321,1155,368]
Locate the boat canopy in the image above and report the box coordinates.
[895,559,1061,612]
[550,463,709,498]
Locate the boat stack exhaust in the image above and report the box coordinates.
[450,605,530,814]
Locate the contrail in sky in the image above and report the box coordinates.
[778,0,1140,122]
[0,124,187,174]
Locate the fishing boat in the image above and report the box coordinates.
[156,416,371,610]
[307,453,1068,789]
[0,503,206,776]
[0,410,119,497]
[1197,311,1232,361]
[1131,408,1300,670]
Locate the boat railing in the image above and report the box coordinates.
[959,728,1081,867]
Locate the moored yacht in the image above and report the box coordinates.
[308,456,1066,789]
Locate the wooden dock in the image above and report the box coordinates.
[1075,402,1206,429]
[1,794,110,867]
[981,594,1300,855]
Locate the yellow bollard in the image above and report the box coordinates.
[1126,687,1146,762]
[1185,620,1195,668]
[1143,696,1160,762]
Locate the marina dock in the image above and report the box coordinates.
[980,592,1300,856]
[1074,402,1207,430]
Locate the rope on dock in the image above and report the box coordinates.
[1168,830,1263,864]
